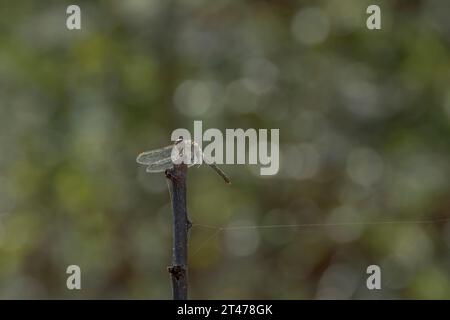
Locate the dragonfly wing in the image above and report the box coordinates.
[146,158,198,173]
[137,145,173,165]
[145,157,174,173]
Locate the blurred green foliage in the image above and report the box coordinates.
[0,0,450,299]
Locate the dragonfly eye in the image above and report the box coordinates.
[174,137,184,145]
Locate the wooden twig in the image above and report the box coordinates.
[165,164,190,300]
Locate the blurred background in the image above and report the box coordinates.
[0,0,450,299]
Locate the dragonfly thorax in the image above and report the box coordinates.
[172,140,203,166]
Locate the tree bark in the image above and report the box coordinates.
[165,164,189,300]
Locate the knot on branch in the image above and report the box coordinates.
[164,169,178,182]
[165,164,187,182]
[168,265,186,280]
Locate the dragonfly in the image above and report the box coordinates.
[137,139,231,184]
